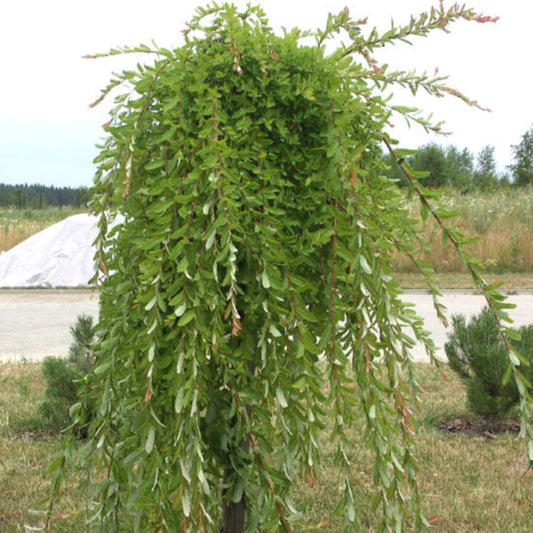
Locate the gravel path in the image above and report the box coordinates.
[0,289,532,363]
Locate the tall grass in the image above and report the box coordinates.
[2,189,532,274]
[0,207,85,252]
[395,186,533,273]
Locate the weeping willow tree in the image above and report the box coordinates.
[47,3,532,532]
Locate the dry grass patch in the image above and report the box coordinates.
[293,365,532,532]
[396,272,533,290]
[415,432,531,533]
[0,207,85,252]
[0,363,47,434]
[0,437,85,532]
[394,188,533,275]
[0,363,85,532]
[0,363,531,532]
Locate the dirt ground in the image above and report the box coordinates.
[0,289,532,363]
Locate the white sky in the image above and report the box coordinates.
[0,0,531,187]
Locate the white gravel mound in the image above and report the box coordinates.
[0,213,99,288]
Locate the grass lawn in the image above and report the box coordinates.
[1,362,531,532]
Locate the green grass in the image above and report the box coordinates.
[1,363,531,532]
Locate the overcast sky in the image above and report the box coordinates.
[0,0,531,187]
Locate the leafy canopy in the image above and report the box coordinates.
[47,3,532,532]
[511,124,533,186]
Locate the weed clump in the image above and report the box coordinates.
[445,306,533,418]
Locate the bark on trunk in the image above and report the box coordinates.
[220,473,246,533]
[220,302,255,533]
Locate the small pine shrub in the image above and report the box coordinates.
[445,306,533,418]
[67,314,97,374]
[39,315,96,431]
[39,358,79,430]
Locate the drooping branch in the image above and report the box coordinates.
[228,381,293,533]
[333,3,498,59]
[383,135,533,462]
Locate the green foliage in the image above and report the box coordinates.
[510,124,533,186]
[474,145,498,190]
[39,358,79,430]
[383,143,504,191]
[445,145,475,190]
[410,143,449,188]
[445,307,533,418]
[392,142,474,190]
[0,183,91,209]
[67,314,97,375]
[39,315,96,432]
[46,3,533,533]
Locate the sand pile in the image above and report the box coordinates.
[0,213,99,288]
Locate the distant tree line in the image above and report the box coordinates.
[0,183,91,209]
[384,124,533,190]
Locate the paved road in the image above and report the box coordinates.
[0,289,99,363]
[404,291,533,361]
[0,289,532,363]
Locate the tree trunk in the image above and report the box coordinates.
[220,304,255,533]
[220,470,246,533]
[220,374,254,533]
[220,402,252,533]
